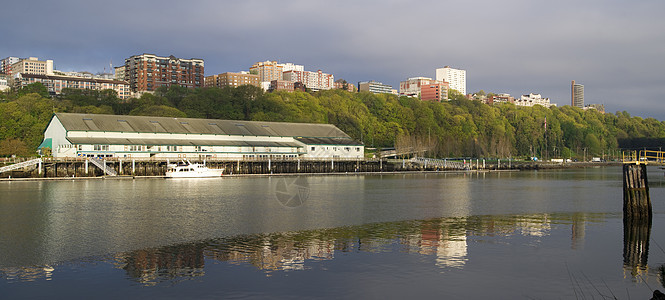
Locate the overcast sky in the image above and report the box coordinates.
[3,0,664,119]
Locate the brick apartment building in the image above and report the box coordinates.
[123,54,204,93]
[204,72,260,88]
[420,81,449,101]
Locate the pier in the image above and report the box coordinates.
[0,156,613,179]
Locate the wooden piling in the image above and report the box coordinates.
[622,163,652,221]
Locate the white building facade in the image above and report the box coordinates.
[15,74,131,99]
[515,93,555,108]
[282,70,334,91]
[435,66,466,95]
[358,81,393,94]
[41,113,363,159]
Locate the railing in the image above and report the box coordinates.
[87,158,117,176]
[0,158,42,174]
[411,157,468,170]
[622,150,665,165]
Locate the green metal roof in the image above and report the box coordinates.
[66,137,302,147]
[38,138,52,149]
[55,113,352,139]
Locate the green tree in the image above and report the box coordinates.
[0,138,32,156]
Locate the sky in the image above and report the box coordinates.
[3,0,664,119]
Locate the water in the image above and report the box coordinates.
[1,167,664,299]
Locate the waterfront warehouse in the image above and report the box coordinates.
[41,113,364,159]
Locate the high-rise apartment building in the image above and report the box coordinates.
[282,70,334,91]
[1,57,20,75]
[124,53,204,93]
[358,81,393,94]
[204,72,260,88]
[249,61,304,83]
[435,66,466,95]
[9,57,54,76]
[114,66,125,81]
[571,80,584,108]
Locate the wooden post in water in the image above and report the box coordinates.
[622,164,652,221]
[622,163,652,277]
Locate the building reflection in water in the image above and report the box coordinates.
[571,213,586,250]
[0,265,54,282]
[108,213,567,285]
[3,213,607,285]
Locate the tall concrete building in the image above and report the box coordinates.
[571,80,584,108]
[123,53,204,93]
[435,66,466,95]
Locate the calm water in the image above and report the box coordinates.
[1,167,664,299]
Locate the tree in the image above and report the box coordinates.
[0,138,32,156]
[129,105,186,117]
[17,82,50,98]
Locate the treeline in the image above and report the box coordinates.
[1,83,664,159]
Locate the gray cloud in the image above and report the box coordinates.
[2,0,664,119]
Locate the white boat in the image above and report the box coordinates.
[165,161,224,178]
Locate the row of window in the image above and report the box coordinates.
[79,145,306,153]
[310,146,361,152]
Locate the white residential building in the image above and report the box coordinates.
[282,70,334,91]
[435,66,466,95]
[0,74,10,91]
[358,81,393,94]
[515,93,555,108]
[14,73,131,99]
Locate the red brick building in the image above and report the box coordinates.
[124,54,204,93]
[420,82,450,101]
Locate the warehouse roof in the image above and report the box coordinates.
[54,113,353,139]
[66,137,302,147]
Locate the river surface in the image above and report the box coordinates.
[1,167,664,299]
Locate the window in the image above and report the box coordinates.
[311,147,316,151]
[94,144,109,151]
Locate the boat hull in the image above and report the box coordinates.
[165,169,223,178]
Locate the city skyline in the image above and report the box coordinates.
[2,0,664,119]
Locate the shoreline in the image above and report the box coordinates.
[0,165,615,182]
